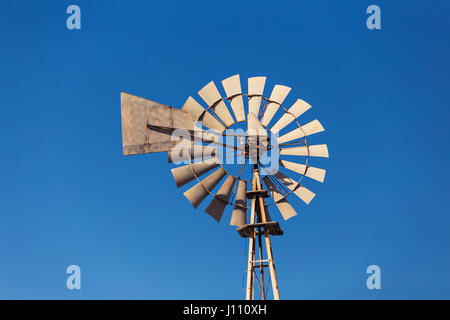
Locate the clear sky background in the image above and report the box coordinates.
[0,1,449,299]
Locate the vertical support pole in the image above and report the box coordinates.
[256,200,265,300]
[255,170,281,300]
[245,170,257,300]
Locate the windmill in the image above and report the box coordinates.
[120,74,329,300]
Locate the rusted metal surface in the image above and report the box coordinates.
[121,92,194,155]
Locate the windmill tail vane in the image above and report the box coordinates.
[120,74,329,300]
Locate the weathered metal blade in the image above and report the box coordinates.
[221,75,246,122]
[248,76,266,117]
[263,177,297,220]
[230,180,247,227]
[121,92,194,155]
[205,175,236,222]
[198,81,235,128]
[280,144,329,158]
[277,120,324,144]
[279,160,326,183]
[171,158,220,188]
[261,85,291,127]
[183,167,227,208]
[275,171,316,205]
[304,166,326,183]
[270,99,312,133]
[182,96,225,133]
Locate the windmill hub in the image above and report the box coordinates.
[242,135,271,160]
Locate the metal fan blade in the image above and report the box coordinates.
[182,96,225,133]
[275,171,316,205]
[305,166,326,183]
[261,85,291,127]
[198,81,235,128]
[183,167,226,208]
[279,159,306,174]
[248,76,266,117]
[279,160,326,183]
[263,177,297,220]
[205,175,236,222]
[280,144,329,158]
[222,75,246,122]
[270,99,312,133]
[293,185,315,205]
[277,120,324,144]
[230,180,247,227]
[168,145,217,163]
[171,158,220,188]
[308,144,329,157]
[121,92,195,155]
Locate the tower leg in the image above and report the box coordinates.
[257,224,266,300]
[244,167,281,300]
[245,172,257,300]
[245,233,255,300]
[263,229,280,300]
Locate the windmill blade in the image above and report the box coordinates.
[260,85,291,127]
[279,160,326,183]
[182,96,225,133]
[230,180,247,227]
[198,81,235,128]
[305,166,326,183]
[183,167,227,208]
[205,175,236,222]
[263,177,297,220]
[248,76,266,117]
[277,120,324,144]
[270,99,312,133]
[280,144,329,158]
[279,159,306,175]
[121,92,195,155]
[171,158,220,188]
[168,144,217,163]
[275,171,315,205]
[308,144,329,157]
[221,75,246,122]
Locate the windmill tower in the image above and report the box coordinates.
[120,75,328,300]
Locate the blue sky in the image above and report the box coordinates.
[0,0,449,299]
